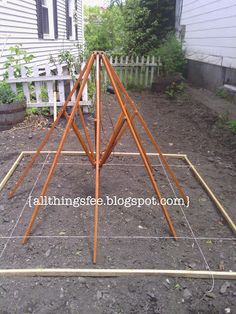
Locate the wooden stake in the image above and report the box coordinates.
[53,91,57,122]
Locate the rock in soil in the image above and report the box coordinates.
[183,288,192,300]
[220,281,231,294]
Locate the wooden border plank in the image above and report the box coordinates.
[0,152,24,192]
[0,152,235,278]
[22,151,187,158]
[0,269,235,279]
[184,156,236,235]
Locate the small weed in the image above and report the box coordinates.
[87,80,96,99]
[217,111,230,129]
[165,82,186,99]
[226,120,236,134]
[26,107,50,116]
[126,82,146,91]
[217,114,236,135]
[216,88,230,101]
[40,85,49,102]
[171,283,181,290]
[219,111,230,122]
[26,107,38,115]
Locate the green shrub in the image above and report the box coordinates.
[154,33,186,76]
[0,81,24,104]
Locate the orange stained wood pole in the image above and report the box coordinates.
[100,112,137,159]
[8,54,94,200]
[137,112,188,203]
[94,119,97,147]
[63,110,95,165]
[22,54,95,244]
[113,111,137,146]
[102,54,177,239]
[100,113,126,166]
[93,53,102,264]
[104,55,188,204]
[77,104,95,160]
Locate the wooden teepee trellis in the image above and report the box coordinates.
[8,52,187,263]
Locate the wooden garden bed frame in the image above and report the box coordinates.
[0,150,235,279]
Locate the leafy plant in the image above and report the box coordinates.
[3,44,35,105]
[87,79,96,99]
[0,81,24,104]
[3,44,35,79]
[165,82,186,98]
[155,33,186,76]
[49,44,85,79]
[26,106,50,116]
[26,84,50,115]
[40,84,49,102]
[26,107,39,115]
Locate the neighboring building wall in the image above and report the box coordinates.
[0,0,83,78]
[177,0,236,89]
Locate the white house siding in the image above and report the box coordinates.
[180,0,236,69]
[0,0,84,78]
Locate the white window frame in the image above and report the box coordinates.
[69,0,76,40]
[42,0,55,40]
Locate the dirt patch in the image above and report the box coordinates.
[188,86,236,120]
[0,89,235,313]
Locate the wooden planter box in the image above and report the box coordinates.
[0,101,26,131]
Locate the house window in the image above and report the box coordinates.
[36,0,58,39]
[69,0,75,39]
[69,17,73,38]
[42,0,55,38]
[42,0,49,34]
[66,0,76,40]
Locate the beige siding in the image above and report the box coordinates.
[180,0,236,69]
[0,0,84,78]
